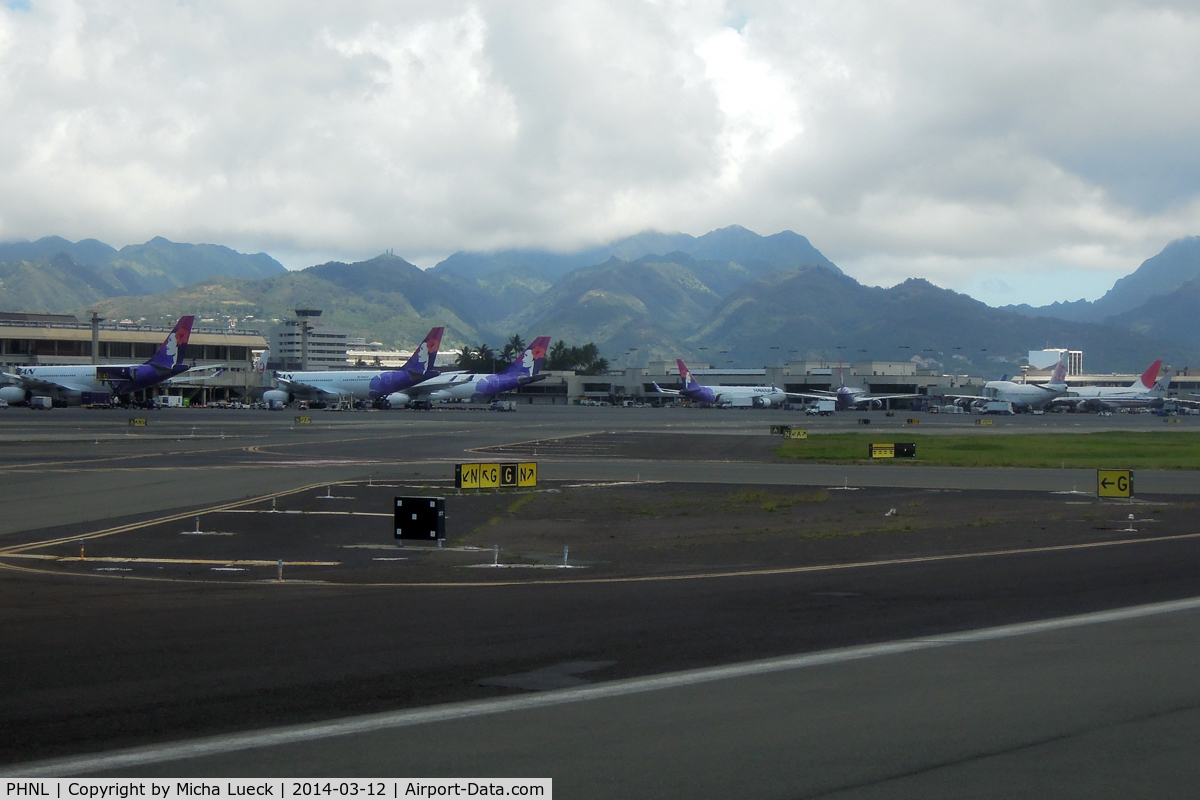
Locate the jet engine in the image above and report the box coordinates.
[0,386,30,405]
[262,389,292,407]
[385,392,411,409]
[752,396,774,408]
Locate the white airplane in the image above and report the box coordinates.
[653,360,795,407]
[0,316,198,405]
[1050,361,1172,411]
[407,337,551,403]
[947,351,1069,411]
[263,327,443,407]
[786,364,924,410]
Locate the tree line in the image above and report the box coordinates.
[454,335,608,375]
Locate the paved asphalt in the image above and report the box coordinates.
[3,406,1200,794]
[53,601,1200,800]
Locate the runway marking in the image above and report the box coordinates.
[0,554,339,566]
[3,527,1199,587]
[0,479,342,555]
[223,510,392,516]
[6,593,1200,778]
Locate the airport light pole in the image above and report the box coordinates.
[89,311,103,365]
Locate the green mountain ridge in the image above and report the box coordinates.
[4,227,1198,375]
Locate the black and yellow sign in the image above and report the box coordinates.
[127,417,147,428]
[870,442,915,459]
[858,418,871,425]
[783,428,808,440]
[518,462,537,487]
[907,418,920,425]
[1164,417,1180,424]
[500,463,518,488]
[976,418,994,426]
[869,443,894,458]
[1097,469,1133,499]
[770,425,791,435]
[294,416,312,424]
[456,463,481,489]
[457,462,538,490]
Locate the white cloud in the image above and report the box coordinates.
[0,1,1198,304]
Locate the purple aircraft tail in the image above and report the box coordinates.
[678,359,702,392]
[147,316,194,371]
[502,336,550,378]
[401,327,444,376]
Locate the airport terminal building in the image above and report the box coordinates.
[0,312,268,403]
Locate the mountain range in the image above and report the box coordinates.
[0,236,285,313]
[2,227,1200,376]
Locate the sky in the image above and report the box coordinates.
[1,1,1199,307]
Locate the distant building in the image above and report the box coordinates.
[1028,348,1083,376]
[269,309,349,370]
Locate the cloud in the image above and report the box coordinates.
[0,1,1198,303]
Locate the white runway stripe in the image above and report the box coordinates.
[6,594,1200,778]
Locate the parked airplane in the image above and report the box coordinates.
[1050,361,1170,411]
[264,327,444,407]
[409,337,551,403]
[947,351,1069,411]
[0,316,197,405]
[787,364,924,410]
[653,360,794,407]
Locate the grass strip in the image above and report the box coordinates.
[775,432,1200,470]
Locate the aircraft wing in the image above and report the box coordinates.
[406,372,474,397]
[273,375,341,399]
[782,391,837,401]
[650,382,681,396]
[163,366,226,384]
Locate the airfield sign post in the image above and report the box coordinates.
[1097,469,1133,499]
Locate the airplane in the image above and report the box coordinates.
[0,316,198,405]
[946,351,1069,411]
[407,336,551,403]
[1049,360,1171,412]
[653,359,794,407]
[786,364,924,410]
[263,327,444,408]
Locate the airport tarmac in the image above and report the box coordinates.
[2,405,1200,793]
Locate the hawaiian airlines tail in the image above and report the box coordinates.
[677,359,702,393]
[147,316,194,372]
[502,337,550,378]
[400,327,444,376]
[1133,360,1163,392]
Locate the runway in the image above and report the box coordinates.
[2,405,1200,793]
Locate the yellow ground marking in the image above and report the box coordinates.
[467,430,602,454]
[0,427,478,474]
[0,479,339,555]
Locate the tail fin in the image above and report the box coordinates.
[1151,371,1172,396]
[147,316,193,371]
[677,359,701,392]
[1134,360,1163,391]
[253,349,270,373]
[400,327,444,376]
[1047,351,1069,387]
[502,336,550,378]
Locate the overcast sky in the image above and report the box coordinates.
[2,1,1199,306]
